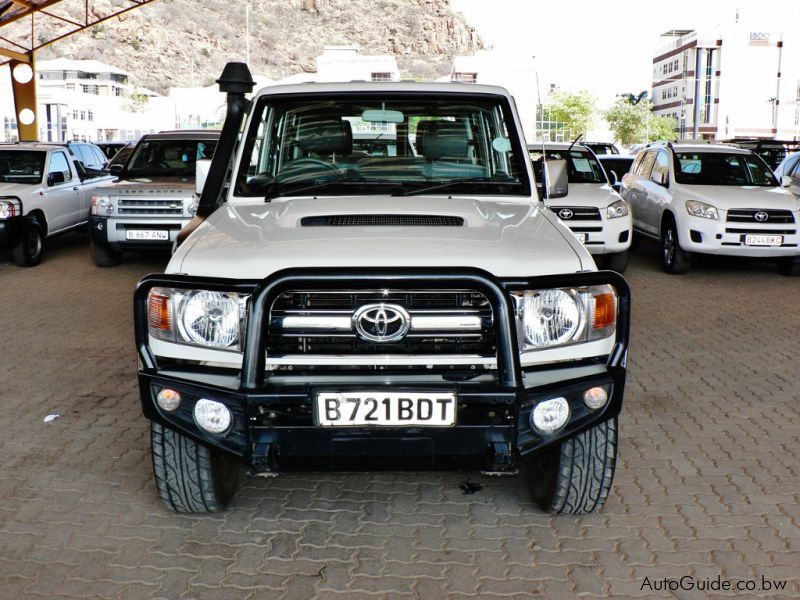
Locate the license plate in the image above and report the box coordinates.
[573,232,587,244]
[744,234,783,246]
[126,230,169,241]
[316,392,456,427]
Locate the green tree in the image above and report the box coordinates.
[604,98,677,146]
[546,90,597,138]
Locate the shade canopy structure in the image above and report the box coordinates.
[0,0,158,140]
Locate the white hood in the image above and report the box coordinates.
[675,184,800,211]
[170,195,592,279]
[0,182,43,196]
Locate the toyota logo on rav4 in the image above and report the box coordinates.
[754,211,769,222]
[558,208,574,220]
[353,303,411,342]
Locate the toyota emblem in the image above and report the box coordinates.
[754,211,769,222]
[558,208,574,220]
[353,303,411,343]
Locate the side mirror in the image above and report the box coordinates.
[47,171,65,186]
[109,164,123,177]
[544,159,569,199]
[653,170,668,187]
[781,175,792,188]
[609,170,619,185]
[196,158,212,196]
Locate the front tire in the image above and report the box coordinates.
[90,237,122,267]
[151,422,240,513]
[12,219,44,267]
[604,251,628,273]
[661,219,691,274]
[777,257,800,276]
[528,418,618,514]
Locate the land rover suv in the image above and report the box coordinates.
[134,64,630,514]
[88,130,219,266]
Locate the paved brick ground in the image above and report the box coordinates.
[0,232,799,599]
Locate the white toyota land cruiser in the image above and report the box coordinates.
[134,64,631,514]
[529,143,632,273]
[0,142,112,266]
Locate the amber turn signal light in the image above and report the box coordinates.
[592,292,616,330]
[148,291,172,332]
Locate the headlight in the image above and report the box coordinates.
[0,198,21,219]
[685,200,718,220]
[513,284,617,351]
[91,195,113,216]
[187,198,199,216]
[147,287,247,351]
[606,199,628,219]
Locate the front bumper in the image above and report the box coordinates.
[564,215,632,255]
[135,268,631,473]
[0,216,24,248]
[680,214,800,258]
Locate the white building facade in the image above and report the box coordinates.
[1,58,174,143]
[652,27,800,141]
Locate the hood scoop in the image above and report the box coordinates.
[301,215,464,227]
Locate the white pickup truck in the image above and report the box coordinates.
[134,63,631,515]
[0,142,112,266]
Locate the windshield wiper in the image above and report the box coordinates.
[392,177,518,197]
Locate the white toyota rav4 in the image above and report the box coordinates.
[621,141,800,275]
[134,63,631,515]
[529,143,632,273]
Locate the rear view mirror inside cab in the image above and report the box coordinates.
[361,109,404,123]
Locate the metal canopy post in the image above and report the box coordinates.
[8,53,37,141]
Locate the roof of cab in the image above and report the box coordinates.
[253,80,514,100]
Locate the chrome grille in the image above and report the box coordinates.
[550,206,602,221]
[726,209,795,224]
[268,290,495,360]
[117,198,184,216]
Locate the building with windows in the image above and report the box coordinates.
[0,58,173,143]
[314,46,400,83]
[652,26,800,141]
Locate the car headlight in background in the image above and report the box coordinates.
[187,197,199,216]
[685,200,718,220]
[147,287,247,351]
[606,199,629,219]
[91,195,114,216]
[0,197,22,219]
[513,284,617,351]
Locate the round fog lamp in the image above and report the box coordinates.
[583,386,609,410]
[194,398,232,434]
[156,388,181,412]
[531,397,570,434]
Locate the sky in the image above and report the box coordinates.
[452,0,800,106]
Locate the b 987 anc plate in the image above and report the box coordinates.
[316,392,456,427]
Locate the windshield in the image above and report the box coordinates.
[125,139,218,178]
[587,143,618,155]
[529,148,607,184]
[674,152,778,186]
[235,94,529,197]
[0,150,45,184]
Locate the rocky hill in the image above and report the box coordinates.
[33,0,483,93]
